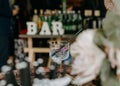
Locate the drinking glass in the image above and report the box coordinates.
[49,41,69,64]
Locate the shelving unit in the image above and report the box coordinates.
[19,34,73,68]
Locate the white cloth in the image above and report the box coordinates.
[70,29,105,85]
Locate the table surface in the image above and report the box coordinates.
[19,34,73,38]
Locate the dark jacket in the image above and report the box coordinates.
[0,0,13,36]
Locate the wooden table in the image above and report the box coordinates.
[19,34,73,67]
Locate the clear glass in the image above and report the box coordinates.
[49,41,69,64]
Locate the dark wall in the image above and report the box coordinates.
[81,0,107,17]
[30,0,61,10]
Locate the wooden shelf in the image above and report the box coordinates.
[19,34,73,68]
[19,34,73,39]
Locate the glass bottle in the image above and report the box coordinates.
[37,9,43,33]
[77,10,82,31]
[62,11,67,34]
[32,9,38,23]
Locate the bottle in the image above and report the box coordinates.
[40,9,44,22]
[32,9,38,23]
[77,10,82,31]
[54,10,59,21]
[62,0,67,12]
[37,9,43,33]
[66,11,71,34]
[51,10,56,22]
[58,10,63,22]
[47,10,52,32]
[71,11,77,33]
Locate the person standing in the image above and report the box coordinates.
[0,0,19,68]
[0,0,13,68]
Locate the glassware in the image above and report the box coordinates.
[49,41,69,64]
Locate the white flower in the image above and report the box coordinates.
[33,76,71,86]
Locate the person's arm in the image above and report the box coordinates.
[0,0,12,18]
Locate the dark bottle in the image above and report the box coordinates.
[57,10,63,22]
[40,9,45,22]
[51,10,56,22]
[77,10,82,31]
[71,11,78,33]
[62,11,68,34]
[47,10,52,32]
[62,0,67,12]
[66,11,72,34]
